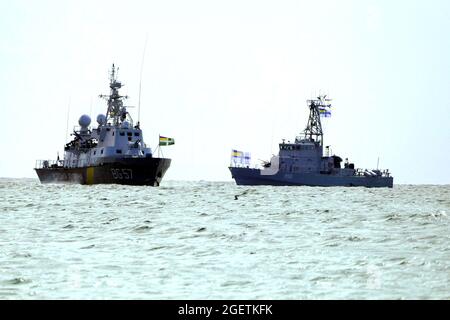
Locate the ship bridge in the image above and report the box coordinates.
[278,139,323,174]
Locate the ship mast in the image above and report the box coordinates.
[99,64,132,126]
[300,95,332,146]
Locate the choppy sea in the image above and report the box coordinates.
[0,178,449,299]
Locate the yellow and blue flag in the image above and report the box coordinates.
[231,149,251,166]
[232,149,243,158]
[319,107,331,117]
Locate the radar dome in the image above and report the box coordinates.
[121,121,130,129]
[96,114,106,125]
[78,114,91,128]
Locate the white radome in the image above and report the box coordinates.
[96,114,106,125]
[78,114,91,128]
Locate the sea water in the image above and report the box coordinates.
[0,178,449,299]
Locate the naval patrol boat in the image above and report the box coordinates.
[229,96,393,187]
[35,64,171,186]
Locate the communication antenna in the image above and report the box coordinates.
[89,96,93,120]
[270,122,274,157]
[65,98,71,146]
[138,33,148,127]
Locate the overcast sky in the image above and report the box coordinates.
[1,0,449,183]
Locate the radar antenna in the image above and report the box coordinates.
[300,95,332,146]
[99,64,132,126]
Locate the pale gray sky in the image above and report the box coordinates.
[1,0,449,183]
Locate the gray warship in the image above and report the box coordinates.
[229,96,393,187]
[35,64,171,186]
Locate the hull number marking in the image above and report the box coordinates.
[111,169,133,180]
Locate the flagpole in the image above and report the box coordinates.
[230,149,233,167]
[159,134,163,158]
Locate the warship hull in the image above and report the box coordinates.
[229,167,393,188]
[35,157,171,186]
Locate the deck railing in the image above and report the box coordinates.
[35,159,96,169]
[354,168,391,177]
[35,160,64,169]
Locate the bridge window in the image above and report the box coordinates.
[134,132,140,136]
[116,149,122,154]
[120,132,125,136]
[127,132,132,136]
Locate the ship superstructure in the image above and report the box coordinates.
[229,96,393,187]
[35,64,171,186]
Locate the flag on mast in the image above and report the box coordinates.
[159,136,175,146]
[318,106,331,117]
[231,149,251,166]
